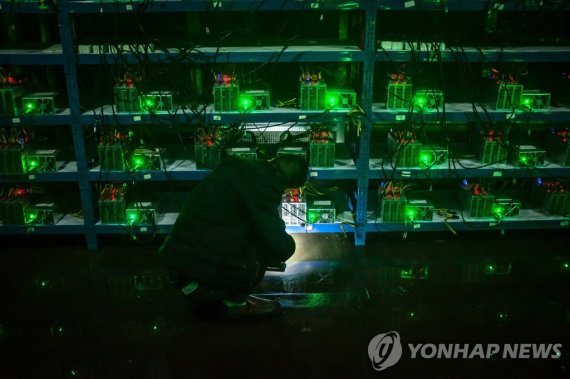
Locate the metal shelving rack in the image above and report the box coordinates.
[1,0,570,249]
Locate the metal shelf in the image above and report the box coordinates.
[0,161,79,182]
[95,211,354,234]
[0,109,72,126]
[81,105,354,125]
[65,0,366,13]
[0,1,55,13]
[75,45,364,64]
[365,209,570,233]
[89,159,357,182]
[376,46,570,62]
[372,103,570,123]
[376,0,570,11]
[369,159,570,180]
[0,45,64,65]
[0,214,85,235]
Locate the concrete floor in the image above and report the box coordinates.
[1,231,569,378]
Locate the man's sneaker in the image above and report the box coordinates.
[246,295,280,309]
[220,295,281,320]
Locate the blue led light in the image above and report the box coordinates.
[537,178,543,186]
[462,179,468,187]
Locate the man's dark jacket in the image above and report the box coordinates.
[159,157,295,293]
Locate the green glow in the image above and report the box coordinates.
[239,95,253,110]
[485,263,496,273]
[408,311,415,319]
[40,281,47,287]
[141,96,157,110]
[497,312,508,321]
[127,210,138,222]
[25,211,38,224]
[131,155,144,169]
[58,327,64,333]
[561,262,570,271]
[492,205,504,216]
[28,159,39,168]
[520,155,528,163]
[152,324,158,331]
[420,152,433,165]
[406,207,417,220]
[24,101,36,111]
[70,370,77,377]
[415,96,426,107]
[308,210,318,223]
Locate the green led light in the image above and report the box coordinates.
[152,324,158,331]
[497,312,508,321]
[406,207,416,220]
[25,101,36,111]
[326,92,340,108]
[127,211,138,222]
[486,263,496,273]
[70,370,77,377]
[561,262,570,271]
[145,98,156,108]
[58,327,64,333]
[415,97,426,107]
[28,159,39,168]
[408,311,415,319]
[40,281,48,287]
[131,155,144,169]
[25,211,38,224]
[239,95,253,110]
[520,155,528,163]
[308,210,318,224]
[492,205,504,215]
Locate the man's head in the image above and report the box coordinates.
[271,155,309,189]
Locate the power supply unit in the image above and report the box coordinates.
[126,202,157,225]
[414,89,444,110]
[326,90,357,109]
[492,198,521,218]
[25,149,59,172]
[520,90,551,111]
[307,200,336,224]
[22,92,57,114]
[239,90,270,111]
[225,147,257,160]
[511,145,546,167]
[130,148,164,171]
[405,199,434,221]
[140,91,174,112]
[277,146,307,159]
[419,145,448,167]
[24,202,55,225]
